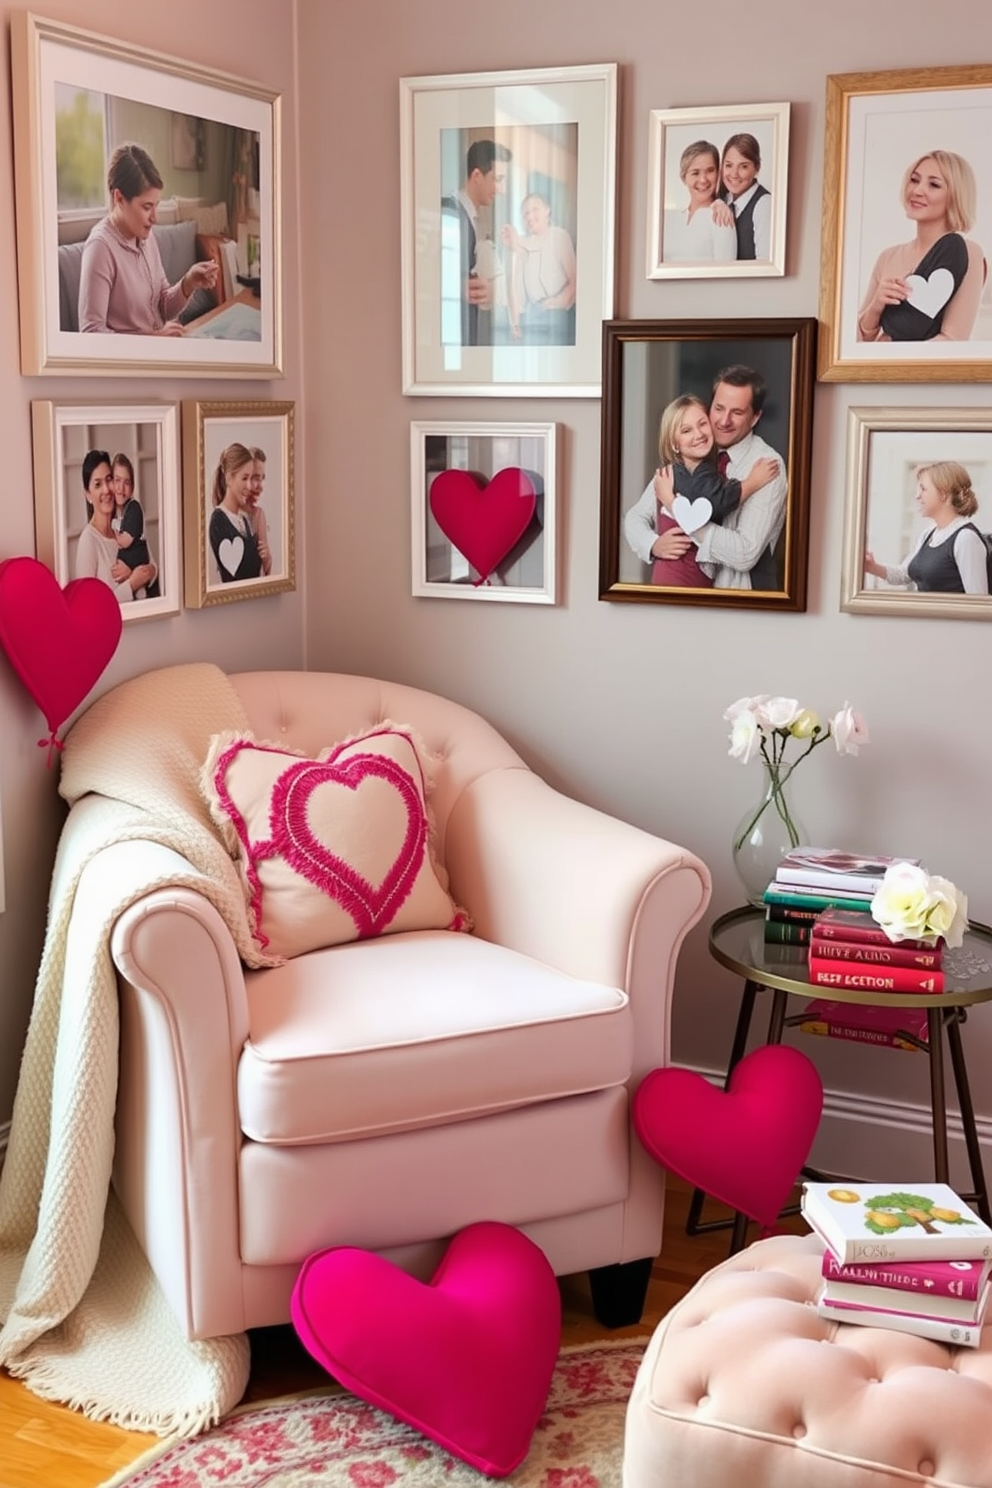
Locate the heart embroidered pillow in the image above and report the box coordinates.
[202,723,469,960]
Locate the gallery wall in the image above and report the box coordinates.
[298,0,992,1180]
[0,0,307,1132]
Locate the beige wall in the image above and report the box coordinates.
[298,0,992,1179]
[1,0,990,1179]
[0,0,306,1126]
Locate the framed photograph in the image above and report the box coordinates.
[399,63,617,396]
[11,11,281,377]
[819,65,992,382]
[182,401,295,607]
[841,407,992,621]
[599,318,816,611]
[31,400,181,623]
[646,102,789,279]
[411,421,557,603]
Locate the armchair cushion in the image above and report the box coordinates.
[237,929,633,1144]
[202,724,468,960]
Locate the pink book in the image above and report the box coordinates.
[822,1250,991,1301]
[819,1281,990,1330]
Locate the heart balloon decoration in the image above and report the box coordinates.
[0,557,123,756]
[429,467,537,584]
[632,1044,823,1229]
[291,1221,561,1476]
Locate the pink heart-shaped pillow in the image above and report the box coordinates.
[633,1044,823,1228]
[290,1222,561,1477]
[429,467,537,582]
[0,557,122,736]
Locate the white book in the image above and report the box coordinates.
[821,1275,991,1323]
[816,1294,985,1348]
[776,848,920,895]
[802,1182,992,1265]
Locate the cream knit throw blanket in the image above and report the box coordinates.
[0,663,274,1436]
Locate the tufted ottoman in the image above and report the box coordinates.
[624,1232,992,1488]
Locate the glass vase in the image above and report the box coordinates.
[731,761,808,907]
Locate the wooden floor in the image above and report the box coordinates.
[0,1178,809,1488]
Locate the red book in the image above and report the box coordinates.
[766,902,821,924]
[822,1249,992,1302]
[813,907,933,951]
[807,955,943,994]
[809,936,942,969]
[798,998,928,1051]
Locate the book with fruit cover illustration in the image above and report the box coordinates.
[815,1295,984,1347]
[801,1183,992,1263]
[822,1250,992,1302]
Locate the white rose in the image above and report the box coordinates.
[727,708,762,764]
[723,695,767,723]
[830,702,870,755]
[870,862,933,942]
[758,697,803,731]
[924,876,968,949]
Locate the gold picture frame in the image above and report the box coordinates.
[182,400,295,607]
[841,406,992,621]
[819,64,992,382]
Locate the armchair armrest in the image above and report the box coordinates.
[444,768,711,1075]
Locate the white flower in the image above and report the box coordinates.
[830,702,870,755]
[727,708,762,764]
[870,863,968,948]
[723,695,768,723]
[790,709,819,739]
[757,697,803,731]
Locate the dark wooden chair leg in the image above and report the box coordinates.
[588,1257,655,1328]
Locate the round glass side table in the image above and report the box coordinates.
[689,905,992,1249]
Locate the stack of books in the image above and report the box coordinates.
[802,1181,992,1346]
[807,906,944,994]
[763,848,920,946]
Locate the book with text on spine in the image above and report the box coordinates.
[815,1293,985,1347]
[813,907,933,951]
[776,848,920,895]
[764,885,876,915]
[822,1274,990,1322]
[797,998,928,1052]
[809,936,942,969]
[764,918,811,946]
[822,1249,992,1302]
[802,1182,992,1264]
[807,955,943,995]
[767,902,820,925]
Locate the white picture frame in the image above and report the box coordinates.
[411,421,558,603]
[841,406,992,620]
[31,399,182,623]
[11,11,281,377]
[646,102,789,280]
[400,64,617,396]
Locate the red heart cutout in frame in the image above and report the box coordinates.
[429,467,537,584]
[632,1044,823,1228]
[0,557,123,744]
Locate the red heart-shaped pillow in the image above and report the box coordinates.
[0,557,122,736]
[291,1222,561,1476]
[633,1044,823,1228]
[429,467,537,582]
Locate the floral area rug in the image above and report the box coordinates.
[102,1339,644,1488]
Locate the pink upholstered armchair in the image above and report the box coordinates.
[98,669,710,1340]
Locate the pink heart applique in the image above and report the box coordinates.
[429,467,537,583]
[291,1222,561,1477]
[0,556,122,741]
[633,1044,823,1228]
[256,750,428,938]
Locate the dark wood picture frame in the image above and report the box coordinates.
[599,318,816,611]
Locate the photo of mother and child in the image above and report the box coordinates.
[74,448,159,604]
[208,443,273,585]
[664,133,772,263]
[624,364,787,591]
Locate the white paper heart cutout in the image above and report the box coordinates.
[671,495,713,534]
[218,537,245,577]
[904,268,955,319]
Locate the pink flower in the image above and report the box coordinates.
[348,1460,400,1488]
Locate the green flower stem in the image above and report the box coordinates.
[732,728,826,854]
